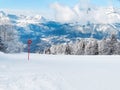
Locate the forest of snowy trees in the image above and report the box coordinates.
[0,23,120,55]
[44,35,120,55]
[0,24,24,53]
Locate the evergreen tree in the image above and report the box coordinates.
[73,40,85,55]
[108,34,117,55]
[0,25,24,53]
[65,44,72,55]
[0,36,6,52]
[99,34,117,55]
[99,38,108,55]
[85,39,99,55]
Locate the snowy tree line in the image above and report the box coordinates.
[0,23,120,55]
[0,24,24,53]
[44,35,120,55]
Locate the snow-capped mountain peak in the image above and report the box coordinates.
[0,11,47,26]
[34,15,42,20]
[0,11,10,25]
[16,15,46,26]
[1,9,120,53]
[0,11,6,17]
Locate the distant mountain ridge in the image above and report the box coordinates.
[0,8,120,53]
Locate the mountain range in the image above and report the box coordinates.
[0,6,120,53]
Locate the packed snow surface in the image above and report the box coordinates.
[0,52,120,90]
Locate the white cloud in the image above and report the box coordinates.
[51,2,77,22]
[51,1,120,24]
[1,1,120,24]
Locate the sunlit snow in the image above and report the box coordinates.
[0,52,120,90]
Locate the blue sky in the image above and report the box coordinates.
[0,0,78,10]
[0,0,119,19]
[0,0,119,10]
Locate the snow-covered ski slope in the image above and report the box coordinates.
[0,52,120,90]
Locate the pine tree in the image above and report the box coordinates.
[65,44,72,55]
[44,48,51,54]
[115,41,120,55]
[1,24,24,53]
[108,34,117,55]
[85,39,99,55]
[0,36,6,52]
[92,40,99,55]
[99,34,117,55]
[73,40,85,55]
[99,38,107,55]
